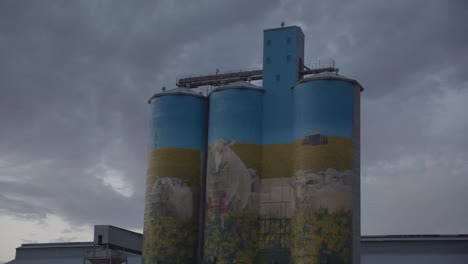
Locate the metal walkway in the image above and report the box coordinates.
[176,60,339,88]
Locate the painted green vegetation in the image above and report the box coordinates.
[255,209,353,264]
[261,136,352,178]
[143,217,198,264]
[291,208,352,264]
[258,216,291,250]
[204,212,260,263]
[143,148,201,264]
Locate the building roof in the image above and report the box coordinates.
[6,256,142,264]
[6,257,91,264]
[209,81,263,96]
[361,234,468,242]
[6,234,467,264]
[95,225,143,237]
[14,235,468,249]
[147,87,205,104]
[292,71,365,92]
[264,25,304,34]
[18,242,93,249]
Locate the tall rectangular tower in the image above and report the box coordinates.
[262,26,304,144]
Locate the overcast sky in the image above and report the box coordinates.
[1,0,467,261]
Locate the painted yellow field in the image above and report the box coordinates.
[291,136,352,174]
[146,147,201,188]
[261,143,295,179]
[144,137,351,183]
[231,136,352,179]
[230,143,262,172]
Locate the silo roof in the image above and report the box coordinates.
[291,72,364,92]
[209,81,263,96]
[147,87,205,104]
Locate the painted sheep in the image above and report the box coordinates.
[151,177,194,221]
[293,168,354,212]
[206,139,251,227]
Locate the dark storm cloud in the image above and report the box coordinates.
[0,193,50,219]
[294,0,468,97]
[0,0,466,238]
[282,0,468,165]
[293,0,468,234]
[0,0,281,229]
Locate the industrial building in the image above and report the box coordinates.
[5,226,468,264]
[6,225,143,264]
[144,25,361,263]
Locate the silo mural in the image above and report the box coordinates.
[204,82,263,263]
[143,25,363,264]
[290,76,360,264]
[143,89,207,264]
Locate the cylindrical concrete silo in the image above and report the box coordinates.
[290,72,363,264]
[204,81,263,263]
[143,88,207,264]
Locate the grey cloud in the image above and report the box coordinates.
[362,150,468,235]
[0,0,467,240]
[298,0,468,97]
[0,163,144,228]
[20,239,39,244]
[0,193,50,219]
[0,0,281,231]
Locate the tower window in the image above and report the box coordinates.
[286,55,291,62]
[287,37,291,44]
[266,57,271,64]
[276,74,281,81]
[267,39,272,46]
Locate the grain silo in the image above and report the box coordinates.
[143,88,207,264]
[143,24,363,264]
[204,81,263,263]
[290,72,363,264]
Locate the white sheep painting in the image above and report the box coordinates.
[150,177,194,221]
[206,139,251,228]
[293,168,354,212]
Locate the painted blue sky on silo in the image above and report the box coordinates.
[293,80,354,139]
[150,95,206,150]
[208,89,263,145]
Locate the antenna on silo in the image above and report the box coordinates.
[162,86,166,92]
[281,21,285,27]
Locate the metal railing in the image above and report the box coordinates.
[176,68,262,88]
[176,59,338,88]
[84,247,128,263]
[306,59,336,70]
